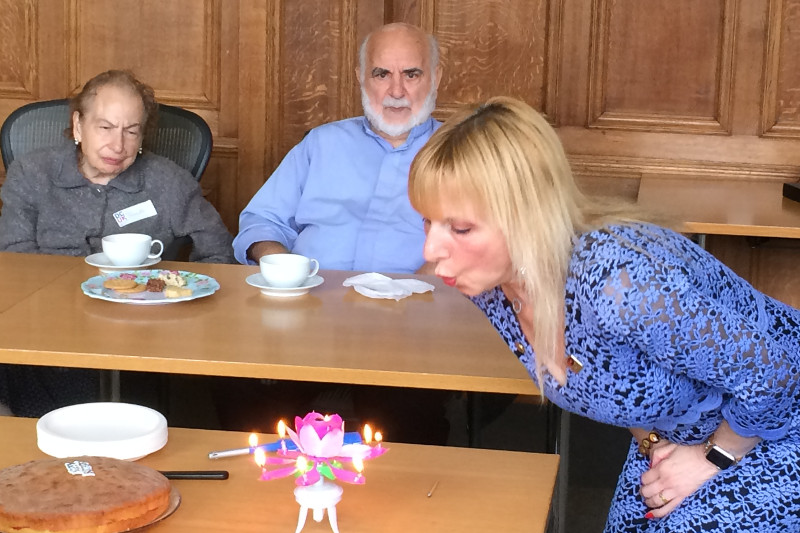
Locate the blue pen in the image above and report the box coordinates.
[208,431,363,459]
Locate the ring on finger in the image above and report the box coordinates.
[658,491,671,505]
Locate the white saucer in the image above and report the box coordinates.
[246,273,324,297]
[37,402,168,461]
[85,252,161,273]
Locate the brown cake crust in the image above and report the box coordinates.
[0,456,171,533]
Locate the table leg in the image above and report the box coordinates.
[466,392,482,448]
[99,370,120,402]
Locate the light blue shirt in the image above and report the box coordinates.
[234,116,440,273]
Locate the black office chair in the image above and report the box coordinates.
[0,99,213,259]
[1,98,212,179]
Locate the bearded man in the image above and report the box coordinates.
[233,23,442,274]
[222,24,451,444]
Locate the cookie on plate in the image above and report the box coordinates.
[103,278,138,291]
[114,283,147,294]
[164,286,192,298]
[145,279,167,292]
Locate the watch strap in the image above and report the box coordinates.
[704,439,738,470]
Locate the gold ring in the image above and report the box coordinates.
[659,491,670,505]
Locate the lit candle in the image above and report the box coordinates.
[254,447,267,475]
[352,455,364,483]
[296,456,309,483]
[277,420,288,452]
[375,431,383,448]
[248,433,258,450]
[363,424,373,445]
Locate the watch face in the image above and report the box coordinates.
[706,445,736,470]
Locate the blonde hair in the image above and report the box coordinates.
[409,96,651,384]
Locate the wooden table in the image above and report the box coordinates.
[0,416,558,532]
[637,176,800,238]
[0,254,537,395]
[0,252,79,313]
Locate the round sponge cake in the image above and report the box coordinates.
[0,456,171,533]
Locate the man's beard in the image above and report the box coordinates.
[362,84,437,139]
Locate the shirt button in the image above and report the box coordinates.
[514,342,525,355]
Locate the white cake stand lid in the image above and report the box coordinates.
[37,402,168,461]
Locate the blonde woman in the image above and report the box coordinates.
[409,96,800,532]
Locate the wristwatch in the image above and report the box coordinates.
[704,439,738,470]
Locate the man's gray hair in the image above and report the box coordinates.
[358,28,439,81]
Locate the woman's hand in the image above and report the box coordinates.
[640,442,718,518]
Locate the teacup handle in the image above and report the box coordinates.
[308,259,320,278]
[149,239,164,259]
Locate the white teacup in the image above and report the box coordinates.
[101,233,164,266]
[259,253,320,288]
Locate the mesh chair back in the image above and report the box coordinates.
[149,103,212,181]
[0,100,212,182]
[0,99,72,170]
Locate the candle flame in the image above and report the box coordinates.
[296,456,309,472]
[363,424,373,444]
[353,455,364,473]
[248,433,258,447]
[254,448,267,468]
[375,431,383,443]
[277,419,287,439]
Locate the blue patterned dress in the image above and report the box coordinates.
[472,223,800,532]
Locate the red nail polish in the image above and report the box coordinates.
[645,512,654,520]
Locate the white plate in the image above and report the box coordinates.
[85,252,161,273]
[37,402,168,461]
[81,269,220,305]
[246,273,324,297]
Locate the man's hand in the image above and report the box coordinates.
[247,241,290,263]
[640,443,718,518]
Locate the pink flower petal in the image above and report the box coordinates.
[295,466,321,486]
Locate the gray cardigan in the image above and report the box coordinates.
[0,143,234,263]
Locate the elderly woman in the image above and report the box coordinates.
[0,69,233,262]
[0,70,233,417]
[408,96,800,532]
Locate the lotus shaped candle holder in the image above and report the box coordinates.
[253,412,387,533]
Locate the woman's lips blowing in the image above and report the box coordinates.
[440,276,456,287]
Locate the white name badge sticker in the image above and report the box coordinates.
[113,200,157,227]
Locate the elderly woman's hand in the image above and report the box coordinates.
[639,442,719,519]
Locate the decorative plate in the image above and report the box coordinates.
[81,269,220,305]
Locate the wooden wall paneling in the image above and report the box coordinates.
[0,0,37,103]
[557,0,592,126]
[588,0,736,134]
[729,0,768,135]
[203,0,239,231]
[70,0,221,109]
[405,0,561,120]
[237,0,271,211]
[202,151,239,231]
[0,0,70,114]
[761,0,800,138]
[278,0,358,158]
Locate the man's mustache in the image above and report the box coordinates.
[382,97,411,108]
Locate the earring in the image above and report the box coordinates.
[138,147,143,155]
[74,138,79,146]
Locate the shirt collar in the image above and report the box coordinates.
[52,147,145,193]
[361,116,436,151]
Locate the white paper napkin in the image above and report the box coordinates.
[342,273,435,300]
